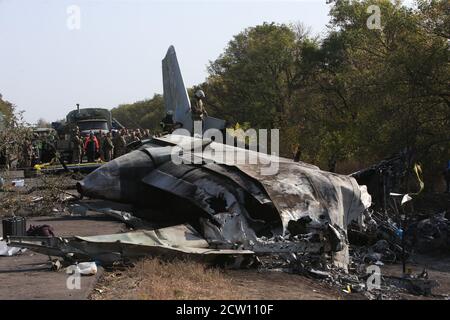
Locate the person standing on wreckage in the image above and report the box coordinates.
[191,89,208,134]
[160,110,182,134]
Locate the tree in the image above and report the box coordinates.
[0,101,32,170]
[110,1,449,189]
[0,94,14,120]
[321,0,450,185]
[111,94,165,131]
[206,22,322,155]
[204,1,449,188]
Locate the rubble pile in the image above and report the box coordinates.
[284,246,440,299]
[405,212,450,254]
[251,207,449,299]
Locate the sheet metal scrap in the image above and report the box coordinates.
[8,224,254,267]
[73,134,369,268]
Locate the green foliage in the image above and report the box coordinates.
[203,0,449,188]
[111,94,165,131]
[0,96,33,168]
[0,94,14,120]
[109,0,449,189]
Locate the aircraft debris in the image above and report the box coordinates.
[7,46,371,271]
[9,225,255,267]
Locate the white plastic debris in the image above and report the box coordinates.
[67,262,98,276]
[390,192,413,205]
[0,240,27,256]
[11,179,25,187]
[401,194,413,205]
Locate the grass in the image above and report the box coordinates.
[91,257,346,300]
[91,258,242,300]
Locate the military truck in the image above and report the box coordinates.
[66,108,112,135]
[52,105,124,162]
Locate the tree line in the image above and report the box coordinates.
[107,0,450,189]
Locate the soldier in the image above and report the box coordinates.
[71,127,83,164]
[21,139,33,168]
[136,129,143,140]
[143,129,151,139]
[160,110,181,134]
[191,90,208,124]
[31,133,41,164]
[103,132,114,162]
[124,129,132,144]
[113,129,127,158]
[292,143,301,162]
[160,110,175,133]
[42,131,57,162]
[129,131,140,144]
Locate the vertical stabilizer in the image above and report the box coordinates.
[162,46,193,133]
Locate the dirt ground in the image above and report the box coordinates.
[0,213,126,300]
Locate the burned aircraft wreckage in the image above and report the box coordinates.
[9,46,371,269]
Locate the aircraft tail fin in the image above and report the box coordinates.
[162,46,193,133]
[162,46,226,135]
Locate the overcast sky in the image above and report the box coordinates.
[0,0,334,124]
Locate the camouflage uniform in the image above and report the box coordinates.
[71,133,83,164]
[20,140,33,168]
[113,133,126,158]
[103,134,114,162]
[191,98,206,121]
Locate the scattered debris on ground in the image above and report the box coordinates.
[0,171,79,217]
[3,169,450,300]
[1,45,449,300]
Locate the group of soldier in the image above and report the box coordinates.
[0,129,57,170]
[70,127,152,164]
[3,89,208,169]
